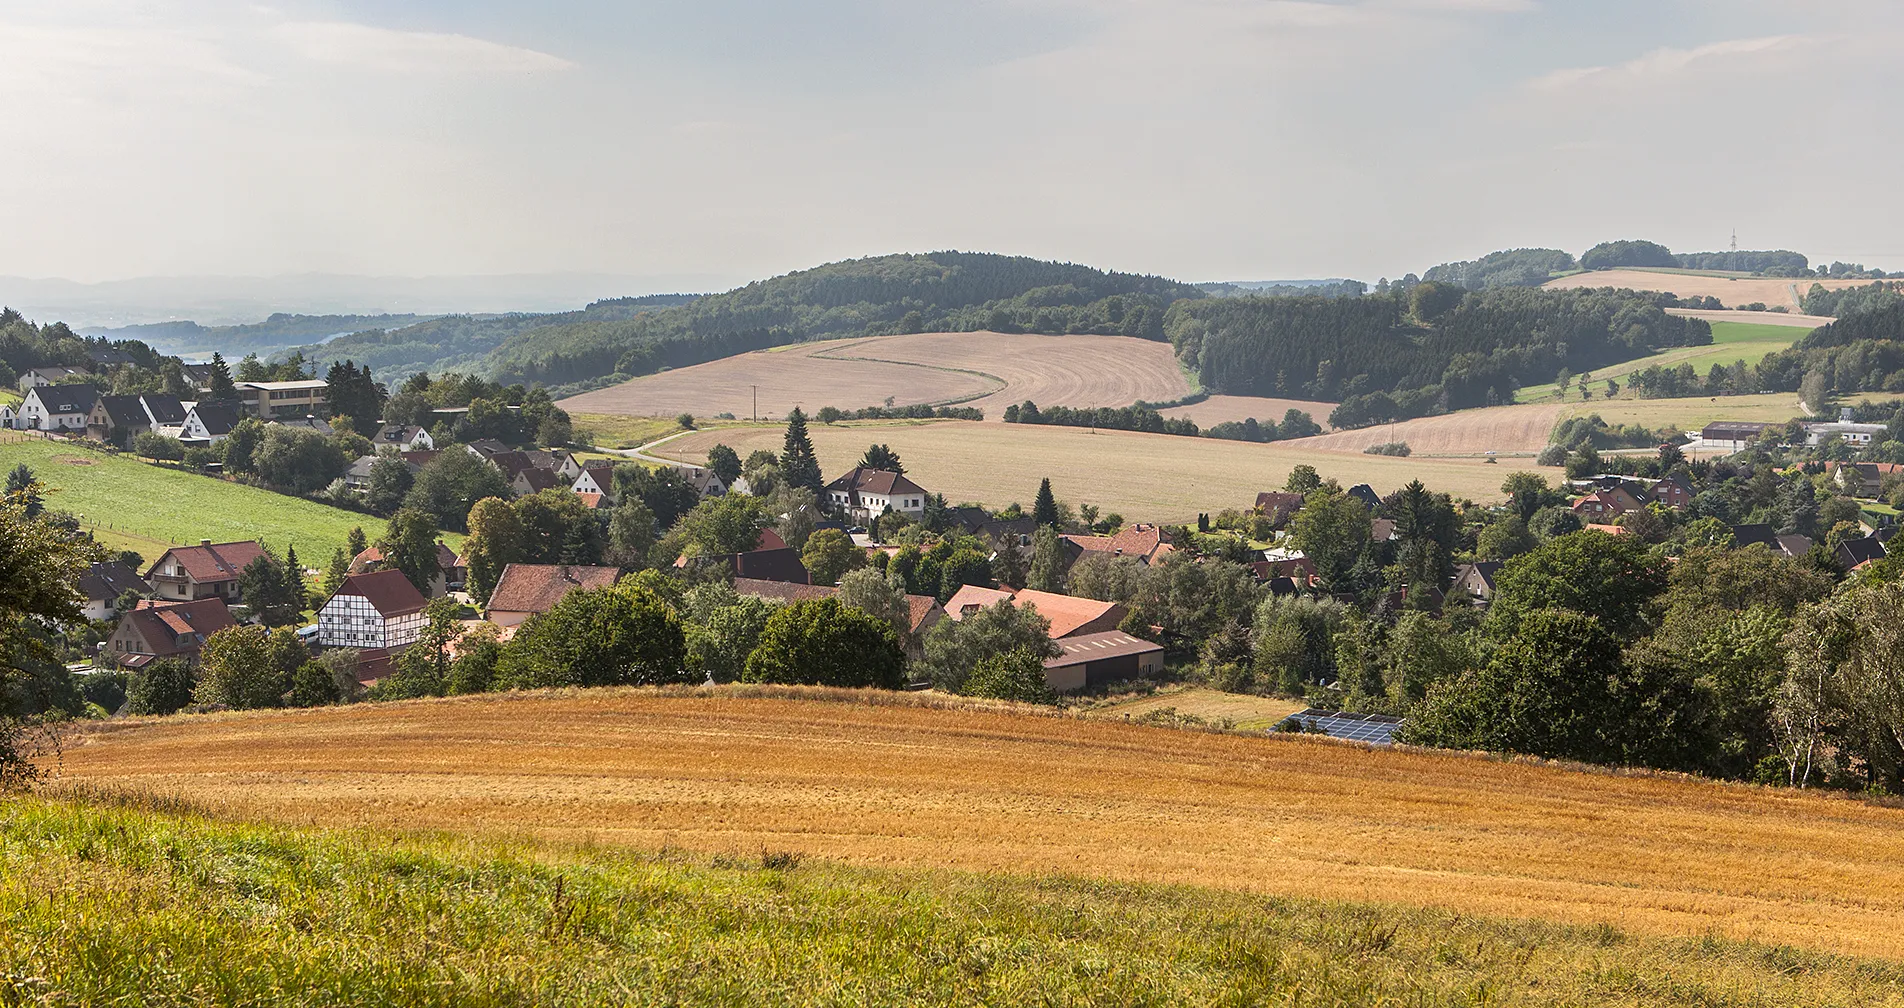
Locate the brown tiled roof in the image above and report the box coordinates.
[335,569,429,618]
[124,598,236,656]
[824,466,927,497]
[756,528,789,551]
[573,492,606,509]
[1011,589,1125,638]
[944,584,1015,618]
[515,468,563,493]
[1255,491,1306,515]
[353,542,458,575]
[146,541,267,584]
[905,595,943,633]
[485,563,620,615]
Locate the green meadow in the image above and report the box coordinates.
[1517,320,1815,404]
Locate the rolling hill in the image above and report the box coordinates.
[58,687,1904,961]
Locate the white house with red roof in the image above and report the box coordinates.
[824,466,929,523]
[317,569,429,649]
[143,540,268,602]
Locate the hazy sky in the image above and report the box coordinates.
[5,0,1902,289]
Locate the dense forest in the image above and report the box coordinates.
[1422,249,1576,290]
[87,313,439,357]
[1165,285,1709,428]
[480,252,1204,391]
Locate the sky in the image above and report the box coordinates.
[3,0,1902,298]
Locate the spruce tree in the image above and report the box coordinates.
[1033,478,1059,529]
[346,526,368,559]
[283,545,306,613]
[780,407,823,493]
[207,352,237,402]
[322,548,351,599]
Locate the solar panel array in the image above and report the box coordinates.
[1277,709,1404,745]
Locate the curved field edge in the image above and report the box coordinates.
[5,793,1904,1007]
[53,687,1904,961]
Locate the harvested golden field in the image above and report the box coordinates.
[1559,392,1812,431]
[658,419,1541,517]
[1296,402,1564,455]
[1544,270,1873,310]
[557,332,1192,421]
[1085,687,1305,730]
[1163,394,1340,429]
[58,688,1904,960]
[1669,308,1837,328]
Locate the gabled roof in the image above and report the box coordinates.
[376,424,426,444]
[1044,630,1163,669]
[96,395,152,428]
[824,466,927,497]
[28,383,98,415]
[465,439,511,458]
[904,595,945,633]
[141,394,188,425]
[732,548,809,584]
[352,542,458,575]
[188,402,242,436]
[146,541,267,583]
[24,365,91,380]
[1839,537,1888,569]
[944,584,1015,617]
[1701,421,1773,439]
[485,563,620,615]
[333,568,429,618]
[1012,589,1124,638]
[1255,491,1306,516]
[78,561,150,603]
[122,598,235,656]
[514,468,563,493]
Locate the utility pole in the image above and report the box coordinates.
[752,385,757,423]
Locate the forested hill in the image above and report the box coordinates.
[481,251,1204,390]
[1165,285,1709,428]
[291,294,701,382]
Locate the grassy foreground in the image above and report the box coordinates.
[4,793,1901,1007]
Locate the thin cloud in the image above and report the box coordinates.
[272,21,575,75]
[1531,35,1800,91]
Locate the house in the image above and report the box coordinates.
[88,394,155,442]
[824,467,929,524]
[1064,523,1174,564]
[512,467,565,495]
[76,561,152,622]
[570,461,618,500]
[1728,525,1813,559]
[1370,518,1398,542]
[179,401,243,444]
[942,586,1127,639]
[317,569,429,649]
[1804,421,1888,447]
[271,416,334,435]
[1042,631,1164,692]
[17,365,91,391]
[484,564,621,627]
[236,379,328,419]
[681,466,727,500]
[1831,462,1904,498]
[17,383,98,432]
[1250,556,1317,585]
[464,438,513,460]
[86,347,136,367]
[1448,561,1502,604]
[375,424,434,451]
[1699,421,1775,452]
[140,395,189,434]
[0,404,12,428]
[351,542,462,597]
[1837,537,1888,572]
[1254,491,1307,527]
[144,540,267,601]
[1346,484,1382,509]
[104,597,236,668]
[1570,486,1647,522]
[1652,471,1694,510]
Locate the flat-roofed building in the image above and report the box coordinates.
[237,379,329,419]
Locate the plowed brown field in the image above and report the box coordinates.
[58,689,1904,959]
[557,332,1192,420]
[1544,270,1875,310]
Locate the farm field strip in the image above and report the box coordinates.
[1515,321,1815,403]
[1292,402,1565,455]
[58,690,1904,960]
[1543,269,1876,310]
[1161,394,1341,429]
[654,419,1542,515]
[557,331,1192,422]
[0,435,374,561]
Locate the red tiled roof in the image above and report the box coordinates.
[756,528,788,551]
[485,563,620,615]
[146,541,267,584]
[944,584,1015,618]
[573,492,605,509]
[905,595,943,633]
[825,466,927,497]
[1011,589,1125,638]
[334,569,429,618]
[123,598,236,657]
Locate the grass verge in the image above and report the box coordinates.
[4,791,1902,1006]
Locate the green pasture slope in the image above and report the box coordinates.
[0,436,372,563]
[1,792,1899,1006]
[1517,320,1815,403]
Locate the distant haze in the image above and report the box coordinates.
[0,273,730,329]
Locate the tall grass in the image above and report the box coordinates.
[3,792,1900,1006]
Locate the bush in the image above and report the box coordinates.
[126,659,196,716]
[1535,444,1568,466]
[1362,442,1411,457]
[743,598,906,689]
[961,648,1057,705]
[496,585,688,689]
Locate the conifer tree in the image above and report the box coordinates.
[322,548,351,599]
[780,407,823,493]
[1033,478,1059,529]
[207,352,237,402]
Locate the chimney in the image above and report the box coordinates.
[200,539,212,547]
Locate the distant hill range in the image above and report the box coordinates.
[81,313,445,358]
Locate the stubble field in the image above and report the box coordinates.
[655,419,1543,515]
[1543,269,1876,310]
[557,332,1194,420]
[56,688,1904,961]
